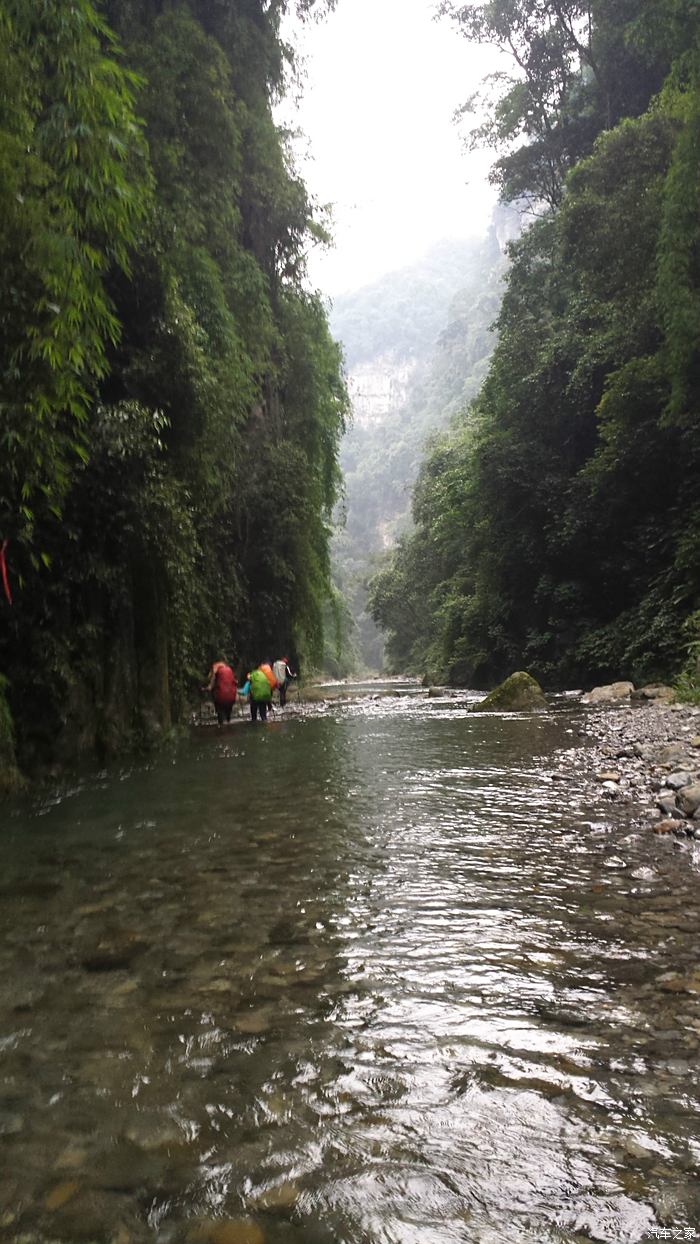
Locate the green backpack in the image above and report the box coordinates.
[249,668,272,700]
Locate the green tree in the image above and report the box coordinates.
[371,6,700,688]
[0,0,149,552]
[0,0,348,775]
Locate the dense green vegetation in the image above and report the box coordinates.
[0,0,347,773]
[370,0,700,691]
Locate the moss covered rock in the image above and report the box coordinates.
[475,671,547,713]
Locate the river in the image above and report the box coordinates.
[1,686,699,1243]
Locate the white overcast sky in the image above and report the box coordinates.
[279,0,504,296]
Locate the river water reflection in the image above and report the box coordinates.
[1,689,699,1243]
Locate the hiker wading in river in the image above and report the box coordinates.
[204,659,238,725]
[239,665,275,723]
[273,656,296,706]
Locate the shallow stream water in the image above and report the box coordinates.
[1,688,699,1243]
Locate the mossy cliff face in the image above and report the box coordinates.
[475,671,547,713]
[0,675,23,794]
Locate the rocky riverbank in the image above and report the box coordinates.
[555,683,700,855]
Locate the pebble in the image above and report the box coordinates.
[188,1221,265,1244]
[666,771,695,789]
[653,820,680,835]
[250,1179,301,1212]
[0,1112,24,1135]
[572,698,700,857]
[124,1114,185,1151]
[45,1181,80,1210]
[234,1008,273,1035]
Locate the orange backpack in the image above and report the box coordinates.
[260,663,277,689]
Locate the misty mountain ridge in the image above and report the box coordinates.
[328,207,521,670]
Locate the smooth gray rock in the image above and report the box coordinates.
[678,782,700,815]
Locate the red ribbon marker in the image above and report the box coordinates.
[1,540,12,605]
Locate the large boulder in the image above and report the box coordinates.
[582,681,634,703]
[677,782,700,816]
[631,683,676,704]
[475,671,547,713]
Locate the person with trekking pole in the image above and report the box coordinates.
[273,656,296,707]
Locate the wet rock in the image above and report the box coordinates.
[656,970,700,994]
[54,1144,90,1172]
[0,1110,24,1135]
[93,1140,164,1191]
[11,983,47,1012]
[475,671,547,712]
[105,978,140,1006]
[677,782,700,815]
[620,1135,657,1161]
[76,899,118,917]
[268,919,306,946]
[583,681,634,703]
[197,977,238,995]
[652,820,680,835]
[535,1003,591,1028]
[666,771,695,790]
[234,1008,274,1035]
[188,1219,265,1244]
[80,929,148,972]
[657,743,692,766]
[250,1179,301,1213]
[45,1180,80,1210]
[636,684,677,703]
[123,1113,185,1151]
[43,1188,132,1240]
[656,793,680,816]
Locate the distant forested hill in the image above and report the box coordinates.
[327,216,519,672]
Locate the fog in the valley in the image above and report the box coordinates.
[280,0,504,296]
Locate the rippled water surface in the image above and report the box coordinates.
[1,689,699,1243]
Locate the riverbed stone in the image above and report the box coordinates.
[583,681,634,703]
[475,671,547,712]
[54,1144,90,1172]
[79,929,148,972]
[666,770,695,790]
[656,793,680,816]
[0,1110,24,1135]
[652,820,678,835]
[637,684,677,703]
[250,1179,301,1213]
[657,743,692,765]
[596,770,621,783]
[657,970,700,994]
[188,1219,265,1244]
[44,1188,131,1240]
[234,1007,274,1035]
[93,1140,163,1191]
[45,1180,80,1210]
[677,782,700,814]
[123,1113,185,1151]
